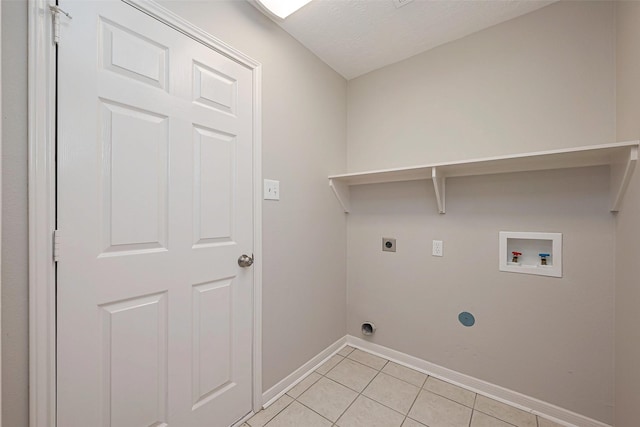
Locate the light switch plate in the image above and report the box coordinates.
[264,179,280,200]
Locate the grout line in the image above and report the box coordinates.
[285,371,322,399]
[472,408,521,427]
[322,359,382,394]
[294,398,339,425]
[404,376,427,426]
[314,356,345,377]
[420,385,476,410]
[469,394,478,427]
[332,394,359,426]
[381,368,427,389]
[251,395,295,427]
[358,370,419,422]
[419,373,428,388]
[346,349,389,371]
[470,408,522,427]
[339,345,355,357]
[317,377,362,425]
[374,369,424,393]
[361,392,417,420]
[307,366,343,426]
[340,353,387,374]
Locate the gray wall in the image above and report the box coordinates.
[614,2,640,426]
[347,1,615,172]
[2,0,29,426]
[346,1,616,423]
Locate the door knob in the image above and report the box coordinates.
[238,254,254,268]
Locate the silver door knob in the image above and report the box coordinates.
[238,254,254,268]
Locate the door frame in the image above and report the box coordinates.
[28,1,263,425]
[0,2,3,424]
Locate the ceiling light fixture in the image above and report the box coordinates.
[256,0,313,19]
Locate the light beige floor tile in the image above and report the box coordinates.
[423,377,476,408]
[297,377,358,422]
[264,401,332,427]
[336,395,405,427]
[408,390,473,427]
[362,372,420,414]
[326,358,379,392]
[470,411,514,427]
[338,345,355,357]
[402,419,427,427]
[247,395,294,427]
[382,362,427,387]
[315,354,344,375]
[286,372,322,399]
[347,348,388,370]
[538,417,566,427]
[474,395,536,427]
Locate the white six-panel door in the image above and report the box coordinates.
[57,1,254,426]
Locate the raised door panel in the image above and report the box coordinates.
[99,100,169,256]
[192,280,234,409]
[193,61,237,116]
[100,18,169,90]
[100,293,168,427]
[193,126,236,248]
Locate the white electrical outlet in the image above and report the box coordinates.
[264,179,280,200]
[432,240,443,257]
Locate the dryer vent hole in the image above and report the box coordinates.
[361,322,376,336]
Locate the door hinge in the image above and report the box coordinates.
[49,4,72,44]
[53,229,61,262]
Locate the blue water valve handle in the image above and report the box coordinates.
[539,253,550,258]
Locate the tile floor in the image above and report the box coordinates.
[243,346,566,427]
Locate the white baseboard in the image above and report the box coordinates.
[261,336,347,408]
[347,336,611,427]
[232,411,255,427]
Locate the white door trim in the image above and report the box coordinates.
[0,2,3,424]
[28,1,57,426]
[28,2,263,426]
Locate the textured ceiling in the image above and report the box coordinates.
[253,0,556,79]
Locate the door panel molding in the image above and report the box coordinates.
[28,2,263,426]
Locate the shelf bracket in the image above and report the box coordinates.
[329,179,351,213]
[432,167,446,214]
[610,146,638,212]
